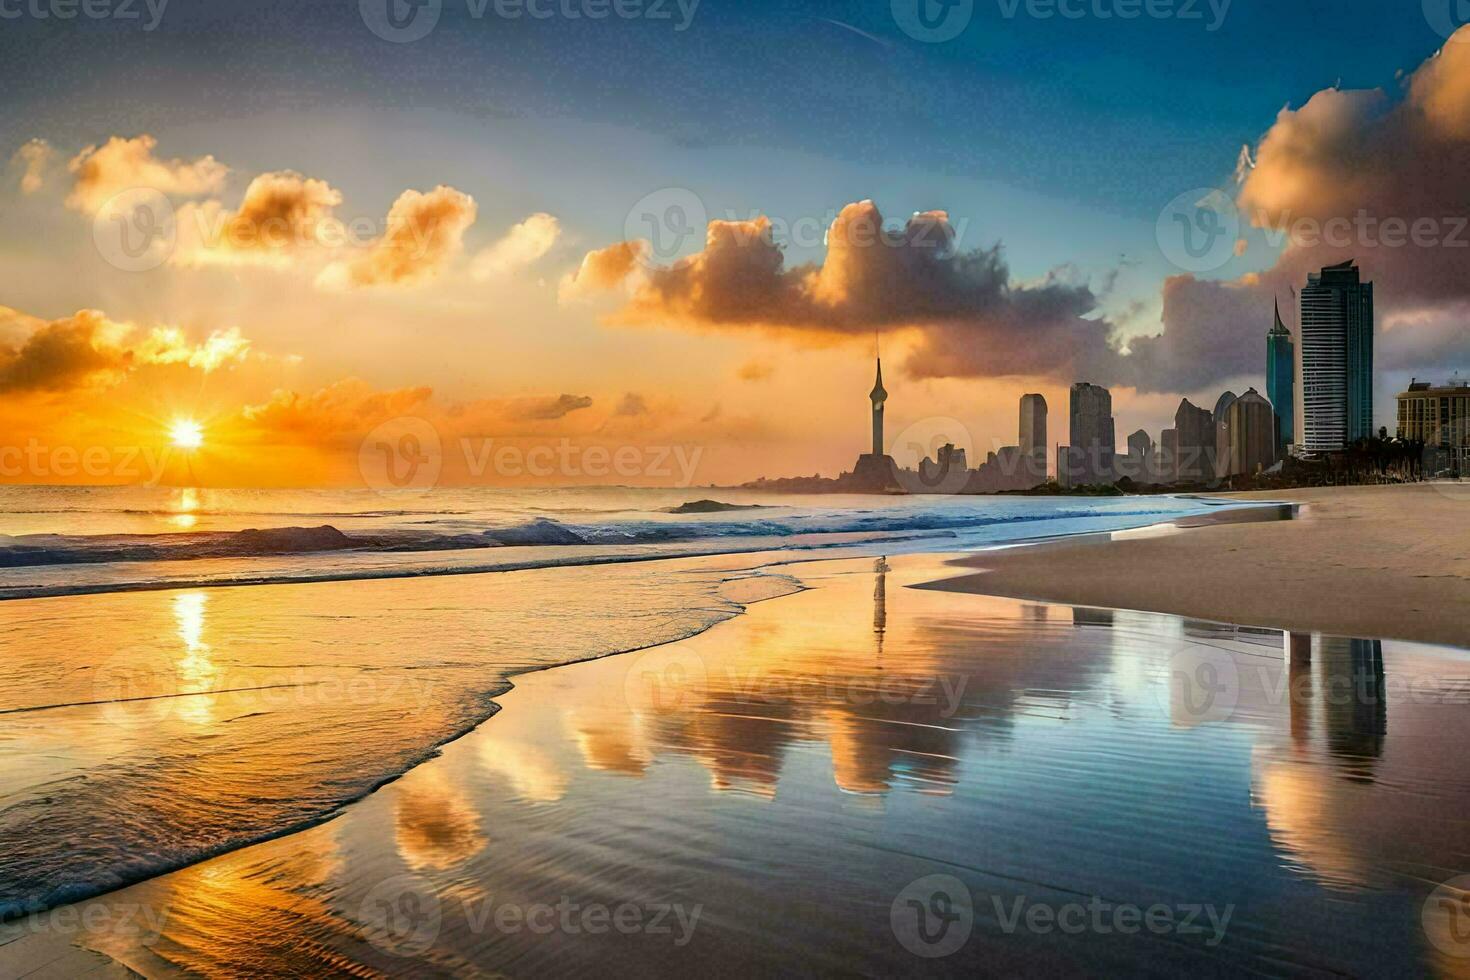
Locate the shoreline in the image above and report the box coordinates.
[5,546,1467,975]
[920,484,1468,648]
[0,496,1290,925]
[0,487,1439,938]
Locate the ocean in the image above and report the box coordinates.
[0,487,1256,922]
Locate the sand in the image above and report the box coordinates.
[922,484,1470,648]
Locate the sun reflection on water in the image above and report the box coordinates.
[172,591,216,725]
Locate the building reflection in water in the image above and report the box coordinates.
[1281,632,1386,781]
[872,556,888,658]
[28,556,1470,978]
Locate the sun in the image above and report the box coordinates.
[169,418,205,451]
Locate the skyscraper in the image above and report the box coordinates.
[1019,393,1047,480]
[1212,390,1238,480]
[1125,429,1154,482]
[1069,382,1115,483]
[1224,388,1277,477]
[1300,261,1374,452]
[1159,428,1178,481]
[1174,398,1214,481]
[1267,299,1295,455]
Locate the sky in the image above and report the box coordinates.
[2,0,1468,486]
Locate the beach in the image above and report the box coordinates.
[923,484,1470,648]
[2,485,1469,976]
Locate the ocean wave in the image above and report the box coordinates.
[0,505,1187,570]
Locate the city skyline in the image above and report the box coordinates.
[3,8,1470,487]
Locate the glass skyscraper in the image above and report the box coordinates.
[1267,299,1295,454]
[1299,261,1374,451]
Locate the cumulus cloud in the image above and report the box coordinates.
[0,310,126,393]
[66,135,226,214]
[1103,28,1470,393]
[471,212,561,279]
[317,186,477,289]
[11,138,53,194]
[559,240,649,300]
[574,201,1117,381]
[174,172,344,268]
[0,307,249,395]
[241,379,435,441]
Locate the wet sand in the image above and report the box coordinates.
[5,552,1469,977]
[925,484,1470,648]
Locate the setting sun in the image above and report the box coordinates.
[169,419,204,451]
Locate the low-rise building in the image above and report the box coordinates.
[1397,377,1470,475]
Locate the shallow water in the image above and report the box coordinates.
[7,554,1468,977]
[0,553,802,920]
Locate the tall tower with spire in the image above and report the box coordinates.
[870,357,887,457]
[1267,297,1295,455]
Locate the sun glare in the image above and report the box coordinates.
[169,419,205,451]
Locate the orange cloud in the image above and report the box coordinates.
[0,310,127,394]
[66,135,226,214]
[240,379,435,443]
[471,212,561,279]
[317,185,477,289]
[0,307,250,395]
[174,172,344,268]
[573,201,1113,382]
[559,239,648,299]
